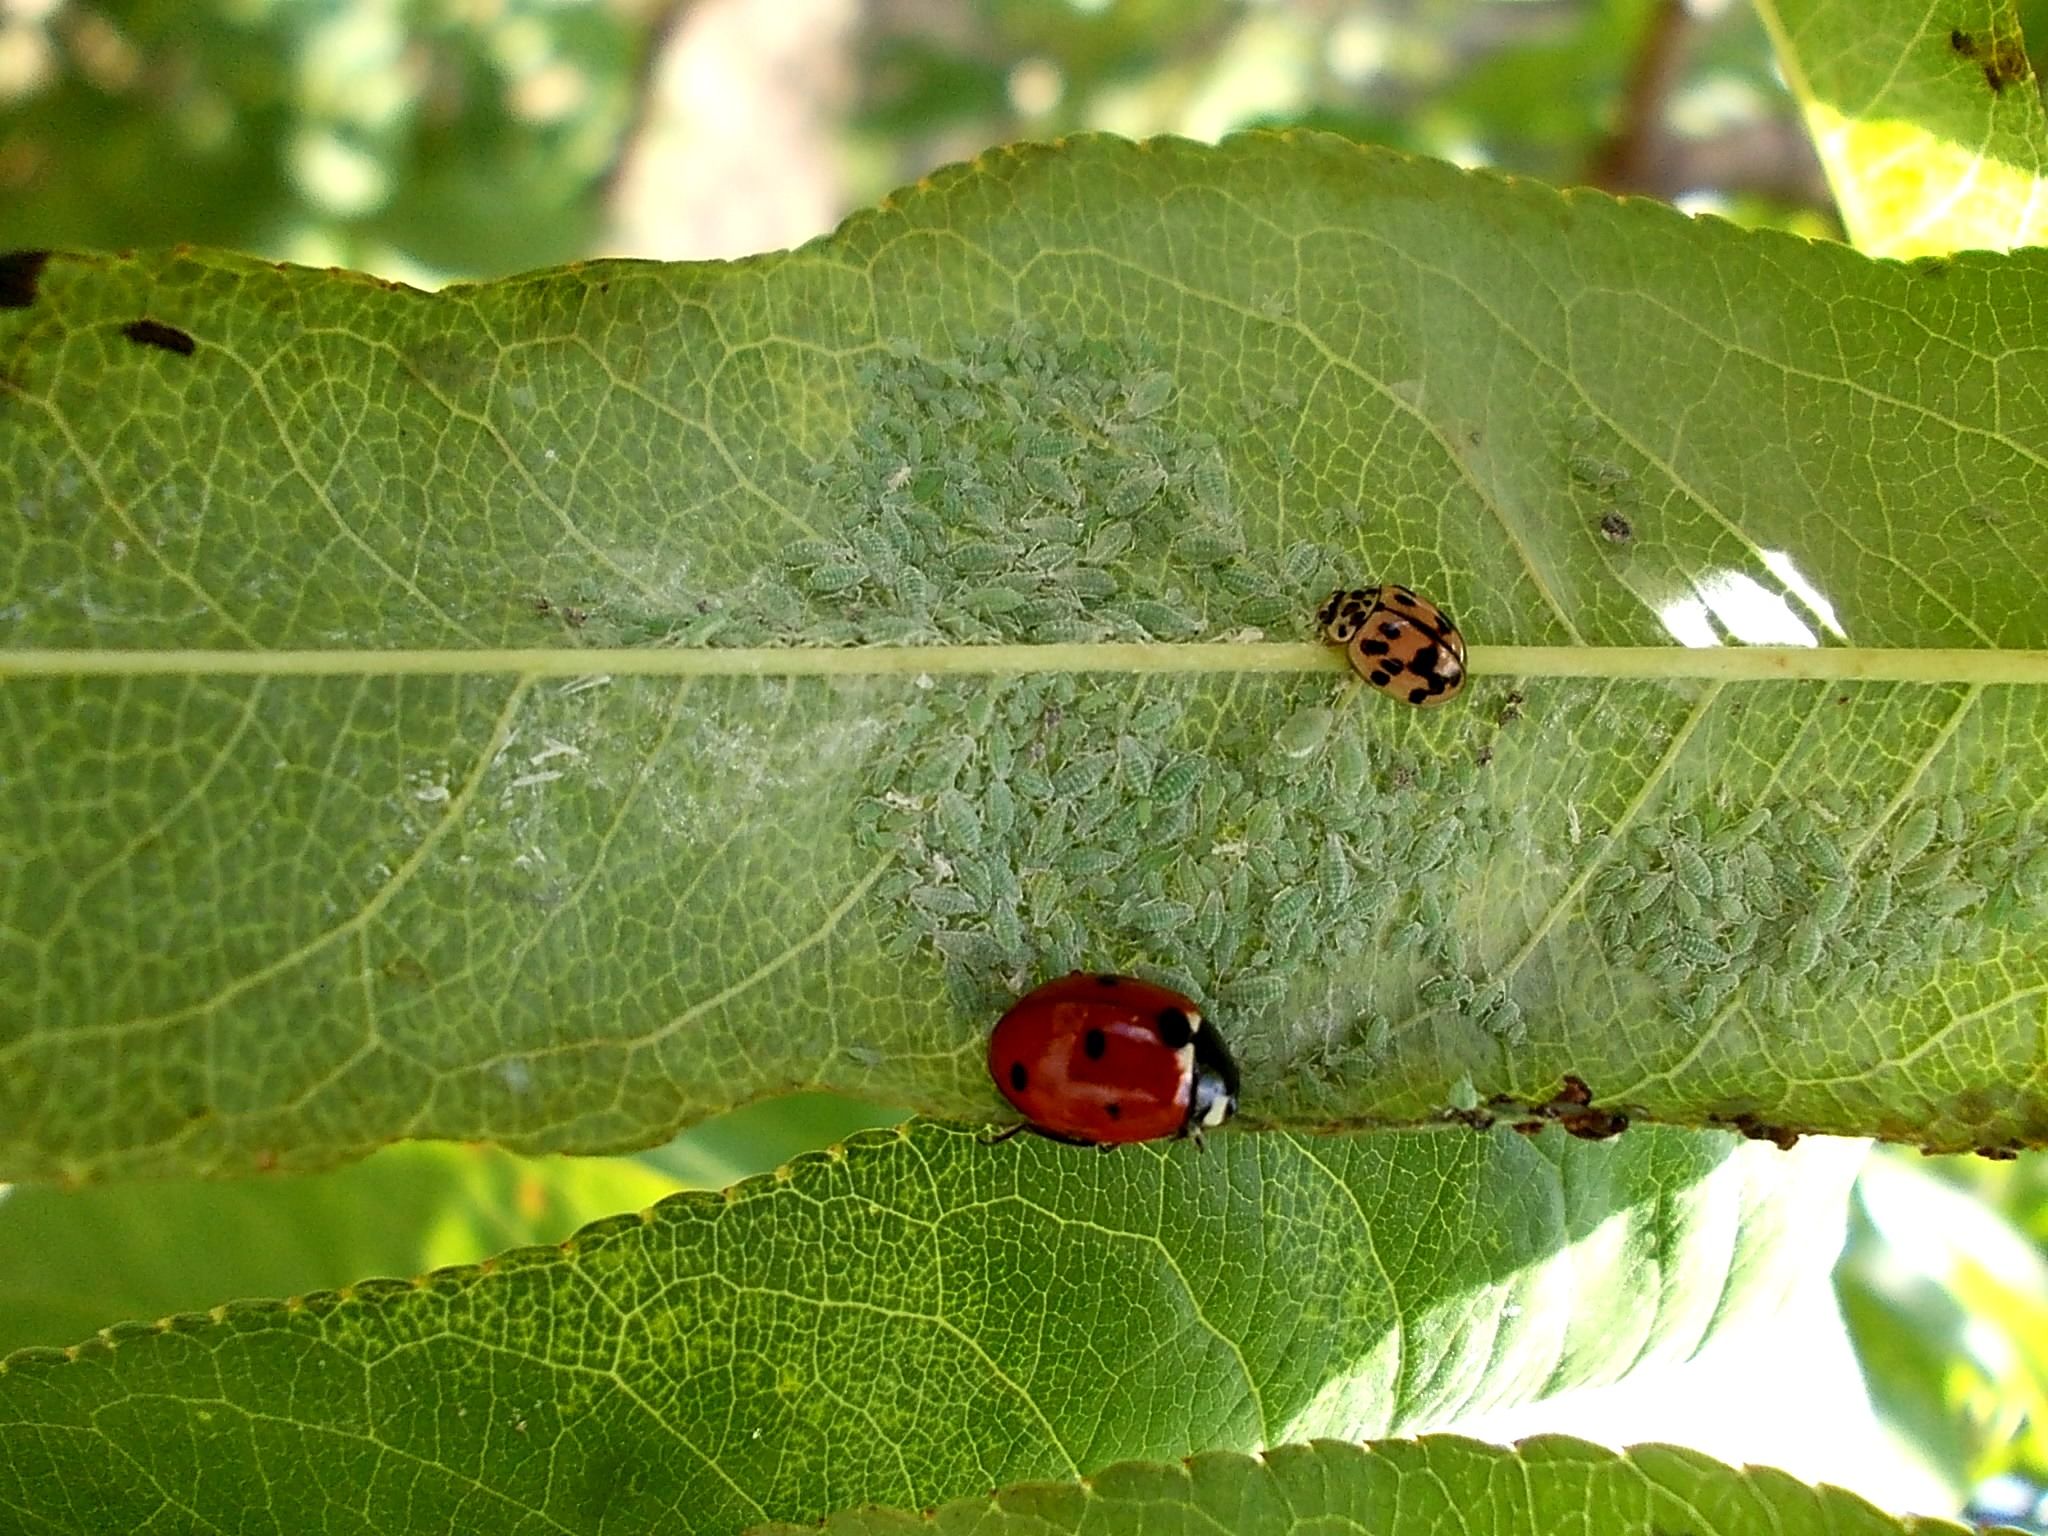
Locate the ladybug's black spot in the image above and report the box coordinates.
[1359,638,1391,657]
[0,250,50,310]
[1105,1101,1122,1120]
[1368,670,1391,687]
[1009,1062,1028,1092]
[1412,643,1440,675]
[1156,1007,1193,1048]
[121,319,196,356]
[1083,1027,1107,1060]
[1095,973,1123,986]
[1378,622,1404,640]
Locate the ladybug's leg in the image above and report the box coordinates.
[981,1121,1030,1145]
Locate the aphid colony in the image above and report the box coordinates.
[983,580,1467,1146]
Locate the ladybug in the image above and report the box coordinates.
[988,973,1240,1146]
[1316,585,1466,706]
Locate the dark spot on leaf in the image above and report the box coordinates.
[1730,1112,1802,1151]
[1155,1007,1192,1048]
[1977,1145,2019,1161]
[1083,1027,1106,1060]
[121,319,196,356]
[1009,1062,1028,1092]
[1600,510,1635,542]
[0,250,50,309]
[1951,27,1975,54]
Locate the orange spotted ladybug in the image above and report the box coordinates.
[988,973,1239,1146]
[1317,585,1467,706]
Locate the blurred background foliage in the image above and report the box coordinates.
[6,0,2048,1528]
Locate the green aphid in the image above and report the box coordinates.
[1030,619,1106,644]
[1187,449,1232,517]
[1239,596,1296,628]
[1622,872,1671,921]
[1013,598,1078,629]
[1785,917,1824,972]
[1490,999,1528,1046]
[1065,569,1121,600]
[1221,973,1288,1009]
[1807,835,1848,881]
[910,738,977,794]
[1281,542,1326,587]
[1726,915,1762,956]
[1011,764,1056,803]
[852,524,901,579]
[1889,804,1940,867]
[1673,931,1729,970]
[1117,735,1158,794]
[1190,891,1225,951]
[1859,873,1895,929]
[805,563,866,595]
[1319,835,1354,908]
[1053,751,1116,799]
[961,585,1028,616]
[1084,523,1137,564]
[1131,697,1183,736]
[780,538,847,569]
[1144,759,1203,814]
[1017,821,1066,887]
[1125,897,1193,934]
[1416,974,1461,1007]
[1671,881,1703,926]
[1900,848,1960,893]
[1269,884,1316,935]
[1245,802,1285,846]
[1673,842,1715,900]
[934,929,1004,970]
[990,899,1027,954]
[1121,600,1204,639]
[936,789,984,853]
[1710,806,1773,850]
[1331,735,1368,800]
[911,886,981,917]
[1218,564,1269,598]
[1125,370,1176,418]
[1177,529,1245,565]
[950,541,1012,575]
[1094,797,1154,847]
[954,854,997,907]
[1569,450,1631,487]
[1224,863,1252,919]
[1022,457,1082,507]
[1059,847,1123,879]
[1275,706,1336,760]
[1024,515,1083,546]
[1940,796,1967,845]
[1107,464,1168,519]
[1930,882,1988,918]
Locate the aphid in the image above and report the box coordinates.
[1315,585,1468,706]
[986,973,1240,1146]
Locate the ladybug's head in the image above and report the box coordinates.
[1184,1012,1240,1139]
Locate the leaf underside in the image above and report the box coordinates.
[0,1122,1865,1534]
[3,134,2047,1181]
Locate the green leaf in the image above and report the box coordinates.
[756,1434,1980,1536]
[1757,0,2048,255]
[0,1122,1864,1534]
[4,134,2047,1181]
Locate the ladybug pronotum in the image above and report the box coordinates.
[1316,585,1467,706]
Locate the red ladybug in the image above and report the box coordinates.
[988,973,1240,1145]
